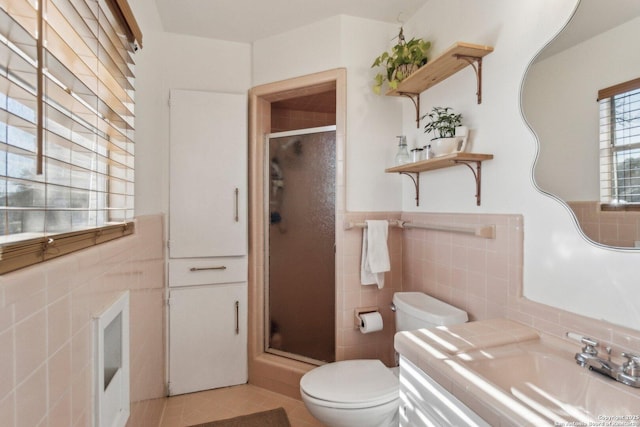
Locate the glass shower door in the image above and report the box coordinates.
[266,127,336,363]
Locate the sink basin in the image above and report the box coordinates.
[458,339,640,424]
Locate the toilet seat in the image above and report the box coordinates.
[300,360,398,409]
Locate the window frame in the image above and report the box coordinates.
[598,77,640,209]
[0,0,141,274]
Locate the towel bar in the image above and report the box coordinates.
[344,220,495,239]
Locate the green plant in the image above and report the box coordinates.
[371,28,431,94]
[423,107,462,139]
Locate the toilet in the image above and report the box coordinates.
[300,292,468,427]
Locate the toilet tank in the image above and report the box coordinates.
[393,292,468,332]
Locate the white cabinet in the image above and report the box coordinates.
[168,283,247,395]
[399,356,489,427]
[169,89,247,258]
[168,89,248,395]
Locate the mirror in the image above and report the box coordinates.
[523,0,640,248]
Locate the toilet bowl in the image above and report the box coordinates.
[300,359,399,427]
[300,292,468,427]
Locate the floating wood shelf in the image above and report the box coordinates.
[385,152,494,206]
[386,42,494,127]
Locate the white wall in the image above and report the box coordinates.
[253,15,406,211]
[524,16,640,201]
[400,0,640,330]
[252,0,640,329]
[131,0,252,218]
[132,0,640,331]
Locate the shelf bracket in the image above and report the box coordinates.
[397,92,421,128]
[454,54,484,104]
[399,171,420,206]
[454,160,484,206]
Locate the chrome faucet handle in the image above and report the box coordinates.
[621,352,640,377]
[580,337,599,356]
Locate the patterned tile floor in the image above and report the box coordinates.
[158,384,325,427]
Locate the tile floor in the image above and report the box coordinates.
[159,384,325,427]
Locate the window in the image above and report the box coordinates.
[0,0,141,273]
[599,78,640,208]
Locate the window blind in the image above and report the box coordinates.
[599,78,640,206]
[0,0,140,274]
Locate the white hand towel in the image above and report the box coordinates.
[360,220,390,289]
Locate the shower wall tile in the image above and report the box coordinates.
[0,214,166,427]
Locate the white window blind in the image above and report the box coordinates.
[599,78,640,207]
[0,0,140,273]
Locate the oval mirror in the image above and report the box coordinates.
[523,0,640,249]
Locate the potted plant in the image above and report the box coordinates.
[422,107,468,157]
[371,27,431,94]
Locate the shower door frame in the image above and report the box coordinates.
[248,68,346,397]
[263,125,337,365]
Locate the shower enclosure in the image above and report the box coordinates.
[265,126,336,363]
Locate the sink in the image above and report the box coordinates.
[458,339,640,424]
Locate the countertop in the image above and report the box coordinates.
[394,318,640,426]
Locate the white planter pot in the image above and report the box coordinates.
[430,137,465,157]
[429,127,469,157]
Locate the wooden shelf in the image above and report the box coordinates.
[387,42,493,96]
[386,42,494,126]
[385,152,493,206]
[385,152,493,173]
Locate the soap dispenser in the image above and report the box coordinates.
[394,135,410,165]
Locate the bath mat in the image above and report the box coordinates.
[188,407,291,427]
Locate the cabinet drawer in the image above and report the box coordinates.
[169,257,247,287]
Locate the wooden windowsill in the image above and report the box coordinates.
[600,203,640,212]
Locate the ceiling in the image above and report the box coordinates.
[154,0,428,43]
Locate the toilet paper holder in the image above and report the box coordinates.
[354,306,379,329]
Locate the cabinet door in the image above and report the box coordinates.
[399,356,489,427]
[169,90,247,258]
[168,284,248,395]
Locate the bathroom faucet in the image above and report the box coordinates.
[619,352,640,387]
[574,336,599,367]
[569,333,640,388]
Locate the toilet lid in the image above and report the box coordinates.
[300,360,398,406]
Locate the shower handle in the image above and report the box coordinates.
[234,300,240,335]
[234,188,239,222]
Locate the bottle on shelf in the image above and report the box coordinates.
[423,144,433,160]
[411,148,424,162]
[395,135,410,165]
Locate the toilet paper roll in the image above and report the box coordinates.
[359,312,383,334]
